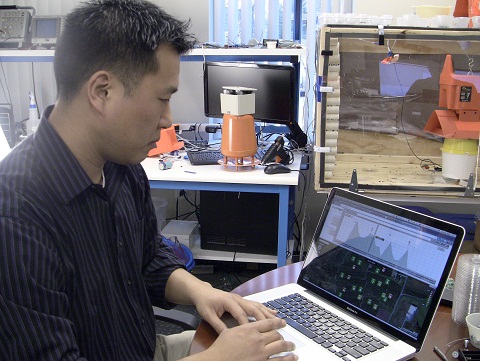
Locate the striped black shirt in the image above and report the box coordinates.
[0,105,184,360]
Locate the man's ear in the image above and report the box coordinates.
[87,70,111,116]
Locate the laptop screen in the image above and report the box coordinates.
[298,188,464,349]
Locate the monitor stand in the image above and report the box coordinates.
[286,121,307,149]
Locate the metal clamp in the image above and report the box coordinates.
[378,25,385,46]
[463,173,475,197]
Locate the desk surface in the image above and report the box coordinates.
[142,150,302,186]
[191,262,470,360]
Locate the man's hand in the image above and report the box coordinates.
[166,269,298,361]
[189,318,298,361]
[165,269,277,333]
[212,318,297,361]
[194,288,277,334]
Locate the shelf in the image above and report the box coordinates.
[184,47,305,62]
[190,47,305,56]
[0,49,54,62]
[0,47,306,63]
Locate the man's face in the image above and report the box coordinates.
[100,44,180,165]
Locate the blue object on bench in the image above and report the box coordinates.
[162,235,195,271]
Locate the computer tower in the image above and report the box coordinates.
[199,191,278,255]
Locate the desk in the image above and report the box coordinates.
[142,152,302,267]
[191,262,470,360]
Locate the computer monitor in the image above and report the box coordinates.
[30,15,63,47]
[203,61,307,148]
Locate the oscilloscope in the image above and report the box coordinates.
[0,9,31,48]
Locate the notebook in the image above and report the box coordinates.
[245,187,465,361]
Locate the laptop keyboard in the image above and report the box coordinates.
[264,293,389,360]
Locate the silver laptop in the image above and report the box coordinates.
[246,187,465,361]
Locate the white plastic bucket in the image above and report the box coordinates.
[441,139,479,180]
[152,197,168,231]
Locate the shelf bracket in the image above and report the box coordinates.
[463,173,475,197]
[349,169,358,193]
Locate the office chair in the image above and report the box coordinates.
[153,306,200,332]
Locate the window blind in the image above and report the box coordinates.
[213,0,300,44]
[211,0,351,143]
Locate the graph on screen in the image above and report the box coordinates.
[322,208,449,285]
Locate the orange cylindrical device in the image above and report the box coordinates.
[469,0,480,16]
[221,113,257,157]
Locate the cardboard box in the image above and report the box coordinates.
[161,220,199,248]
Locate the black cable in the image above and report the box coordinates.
[399,95,442,174]
[385,56,443,174]
[182,191,197,209]
[193,190,200,221]
[175,194,180,220]
[30,62,40,117]
[289,168,307,259]
[285,149,295,165]
[166,210,196,221]
[177,190,200,223]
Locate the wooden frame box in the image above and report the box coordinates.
[315,26,480,197]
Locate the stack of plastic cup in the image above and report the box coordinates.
[452,254,480,326]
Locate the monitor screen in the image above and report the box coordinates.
[204,61,298,125]
[35,18,57,37]
[31,16,63,45]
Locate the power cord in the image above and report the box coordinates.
[398,88,442,175]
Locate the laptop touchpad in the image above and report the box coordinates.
[277,328,305,349]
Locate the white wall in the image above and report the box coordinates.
[353,0,456,16]
[154,1,210,126]
[157,0,209,43]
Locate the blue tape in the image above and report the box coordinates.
[316,76,323,102]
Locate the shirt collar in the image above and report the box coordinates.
[35,105,126,204]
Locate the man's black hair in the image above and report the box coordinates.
[54,0,197,101]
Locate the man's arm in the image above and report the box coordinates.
[165,269,299,361]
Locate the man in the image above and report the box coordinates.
[0,1,297,360]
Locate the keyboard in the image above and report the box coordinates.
[186,148,268,166]
[186,150,223,165]
[264,293,389,360]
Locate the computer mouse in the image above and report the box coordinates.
[264,163,291,174]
